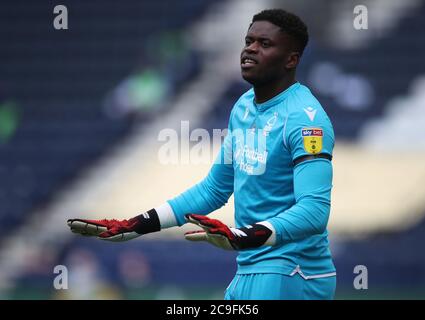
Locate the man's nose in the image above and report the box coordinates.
[245,41,259,53]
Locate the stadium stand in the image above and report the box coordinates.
[0,0,219,237]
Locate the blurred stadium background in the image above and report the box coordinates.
[0,0,425,299]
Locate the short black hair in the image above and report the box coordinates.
[252,9,309,55]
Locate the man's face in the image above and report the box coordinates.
[241,21,297,86]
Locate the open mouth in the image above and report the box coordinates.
[241,57,258,68]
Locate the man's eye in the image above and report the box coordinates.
[245,39,252,46]
[261,42,270,47]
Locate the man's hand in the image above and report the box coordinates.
[67,209,161,242]
[184,214,274,250]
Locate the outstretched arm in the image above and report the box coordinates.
[67,132,235,240]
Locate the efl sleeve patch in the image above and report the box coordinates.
[301,128,323,154]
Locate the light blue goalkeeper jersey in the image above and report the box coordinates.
[168,82,336,277]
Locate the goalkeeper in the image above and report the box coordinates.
[68,9,336,300]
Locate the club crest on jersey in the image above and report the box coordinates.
[262,112,278,136]
[301,128,323,154]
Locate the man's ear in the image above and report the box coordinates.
[285,52,300,69]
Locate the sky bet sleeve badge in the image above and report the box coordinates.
[302,128,323,154]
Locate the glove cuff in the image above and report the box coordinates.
[132,209,161,235]
[233,223,273,250]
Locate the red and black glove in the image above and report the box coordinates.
[184,214,273,250]
[67,209,161,242]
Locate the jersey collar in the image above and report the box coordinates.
[254,82,300,112]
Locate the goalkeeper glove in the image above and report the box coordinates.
[67,209,161,242]
[184,214,274,250]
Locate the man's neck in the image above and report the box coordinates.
[254,76,296,104]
